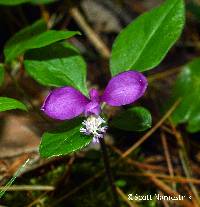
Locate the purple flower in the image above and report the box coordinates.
[41,71,148,142]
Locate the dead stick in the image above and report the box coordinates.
[150,177,193,207]
[70,7,110,59]
[170,121,200,206]
[121,172,200,185]
[0,185,54,191]
[116,187,138,207]
[122,99,181,158]
[148,67,181,82]
[158,191,170,207]
[161,132,175,190]
[112,146,194,207]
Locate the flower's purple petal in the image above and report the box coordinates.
[89,88,100,102]
[41,87,89,120]
[101,71,147,106]
[84,101,101,116]
[84,88,101,115]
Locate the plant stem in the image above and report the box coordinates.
[100,138,119,207]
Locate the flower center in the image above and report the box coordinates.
[80,115,107,143]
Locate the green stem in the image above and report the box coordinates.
[100,138,119,207]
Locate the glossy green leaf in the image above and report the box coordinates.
[0,64,4,86]
[39,125,92,158]
[0,97,27,112]
[24,42,88,95]
[110,0,185,75]
[4,19,80,62]
[171,58,200,133]
[110,106,152,131]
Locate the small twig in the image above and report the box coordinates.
[0,185,54,191]
[143,155,164,163]
[0,159,31,198]
[148,67,181,82]
[161,132,175,189]
[0,147,38,159]
[116,187,138,207]
[70,7,111,59]
[111,146,200,185]
[100,138,119,207]
[161,125,174,135]
[158,191,170,207]
[170,121,200,206]
[122,99,181,158]
[39,5,50,26]
[110,145,166,172]
[121,172,200,185]
[150,177,193,207]
[26,192,49,207]
[110,145,194,207]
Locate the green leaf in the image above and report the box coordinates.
[171,58,200,133]
[110,106,152,131]
[31,0,57,4]
[0,97,27,112]
[0,64,4,86]
[4,19,80,62]
[115,179,127,187]
[0,0,29,5]
[110,0,185,75]
[39,124,92,158]
[24,42,88,95]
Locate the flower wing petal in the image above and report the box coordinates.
[41,87,89,120]
[89,88,100,102]
[101,71,147,106]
